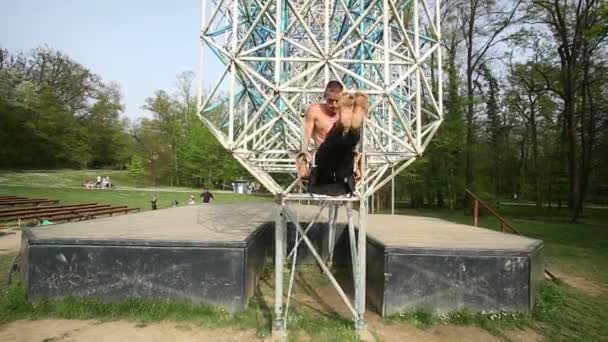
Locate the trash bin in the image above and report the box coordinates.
[232,180,249,194]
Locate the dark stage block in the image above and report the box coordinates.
[365,215,544,316]
[20,203,274,313]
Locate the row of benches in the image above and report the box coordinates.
[0,195,59,206]
[0,197,140,224]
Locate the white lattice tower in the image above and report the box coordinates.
[198,0,443,196]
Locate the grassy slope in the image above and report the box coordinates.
[0,169,270,213]
[0,186,270,212]
[0,170,140,188]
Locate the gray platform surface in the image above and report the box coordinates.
[366,214,542,254]
[27,203,275,247]
[28,203,541,252]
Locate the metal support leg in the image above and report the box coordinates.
[272,204,286,341]
[287,201,330,260]
[355,199,369,335]
[346,202,359,315]
[283,206,358,318]
[327,204,339,267]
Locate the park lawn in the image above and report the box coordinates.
[0,169,237,192]
[0,186,270,212]
[0,169,139,188]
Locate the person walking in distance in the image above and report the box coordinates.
[151,194,159,210]
[200,189,214,203]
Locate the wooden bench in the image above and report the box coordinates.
[0,203,103,219]
[0,197,46,202]
[0,196,25,200]
[82,207,141,218]
[0,199,60,206]
[15,205,119,220]
[32,207,140,223]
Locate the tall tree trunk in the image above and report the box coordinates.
[530,99,541,208]
[465,56,475,206]
[464,2,476,208]
[558,47,580,213]
[573,46,596,222]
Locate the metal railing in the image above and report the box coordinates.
[465,189,557,281]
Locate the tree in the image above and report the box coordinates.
[529,0,608,221]
[507,60,550,208]
[455,0,524,205]
[144,90,181,186]
[128,155,145,184]
[0,45,131,169]
[83,83,129,168]
[480,64,503,203]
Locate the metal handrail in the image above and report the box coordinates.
[466,189,521,234]
[465,189,557,281]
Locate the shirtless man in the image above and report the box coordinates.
[297,82,368,195]
[304,80,344,150]
[296,81,343,178]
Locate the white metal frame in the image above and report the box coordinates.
[199,0,443,197]
[198,0,443,338]
[272,194,368,338]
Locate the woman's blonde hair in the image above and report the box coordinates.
[337,91,369,133]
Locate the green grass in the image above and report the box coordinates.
[531,282,608,341]
[0,169,255,192]
[0,186,270,212]
[0,274,358,341]
[0,169,140,188]
[0,282,264,333]
[384,281,608,341]
[386,307,529,336]
[0,253,17,286]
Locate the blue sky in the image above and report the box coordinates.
[0,0,220,119]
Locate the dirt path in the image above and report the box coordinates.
[552,270,607,297]
[0,229,20,255]
[0,320,260,342]
[0,318,542,342]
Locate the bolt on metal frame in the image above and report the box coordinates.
[198,0,443,338]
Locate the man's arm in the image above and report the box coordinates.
[302,105,316,152]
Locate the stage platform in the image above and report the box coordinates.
[20,202,543,316]
[20,203,274,313]
[364,215,544,316]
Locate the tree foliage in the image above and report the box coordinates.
[2,1,608,216]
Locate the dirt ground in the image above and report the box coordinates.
[551,270,607,297]
[0,319,259,342]
[0,319,543,342]
[0,229,20,255]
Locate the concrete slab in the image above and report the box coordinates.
[367,214,542,255]
[21,203,274,312]
[363,214,544,316]
[27,203,275,247]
